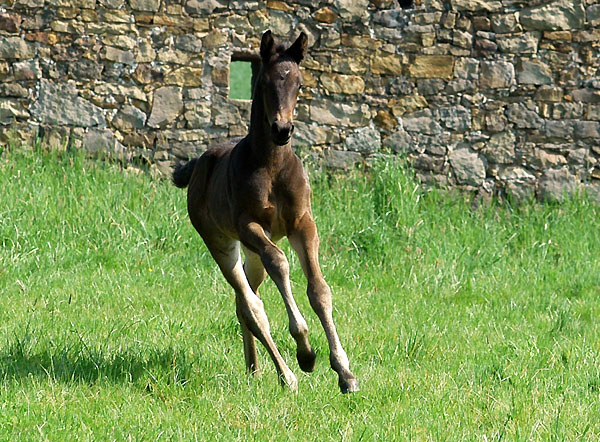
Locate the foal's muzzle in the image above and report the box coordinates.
[271,121,294,146]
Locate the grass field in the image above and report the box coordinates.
[230,61,253,100]
[1,144,600,439]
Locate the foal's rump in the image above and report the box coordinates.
[172,138,242,190]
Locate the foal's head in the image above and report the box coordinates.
[258,30,307,146]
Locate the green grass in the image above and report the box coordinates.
[1,143,600,439]
[229,61,253,100]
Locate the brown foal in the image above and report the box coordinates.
[172,30,358,393]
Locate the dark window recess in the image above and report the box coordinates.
[229,54,261,100]
[399,0,413,9]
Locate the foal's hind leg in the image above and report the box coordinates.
[206,238,297,390]
[239,222,316,373]
[289,215,359,393]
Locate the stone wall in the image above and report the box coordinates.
[0,0,599,201]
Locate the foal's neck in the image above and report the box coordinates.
[248,83,293,170]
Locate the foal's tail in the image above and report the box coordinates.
[172,159,198,188]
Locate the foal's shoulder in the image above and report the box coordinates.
[279,153,311,193]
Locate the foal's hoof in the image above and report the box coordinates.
[297,348,317,373]
[280,371,298,392]
[339,377,359,394]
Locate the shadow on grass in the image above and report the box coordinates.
[0,335,199,387]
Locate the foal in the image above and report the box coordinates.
[173,30,358,393]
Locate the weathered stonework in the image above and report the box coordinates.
[0,0,599,202]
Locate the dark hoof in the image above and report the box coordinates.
[297,348,317,372]
[339,377,359,394]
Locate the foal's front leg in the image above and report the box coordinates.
[289,214,359,393]
[240,246,267,374]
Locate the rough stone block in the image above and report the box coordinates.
[374,109,398,131]
[130,0,160,12]
[31,79,106,127]
[0,83,28,98]
[453,57,479,80]
[331,53,368,74]
[0,99,30,124]
[0,13,22,33]
[407,56,454,79]
[0,36,34,60]
[535,86,563,102]
[112,105,147,131]
[520,0,585,31]
[402,109,443,135]
[491,13,521,33]
[496,32,539,54]
[84,129,129,160]
[313,6,338,24]
[506,103,544,129]
[449,147,486,186]
[552,103,584,119]
[320,73,365,94]
[483,130,516,164]
[516,58,553,85]
[175,35,203,53]
[13,59,41,81]
[539,167,579,202]
[414,154,445,172]
[184,102,212,129]
[147,86,183,129]
[588,5,600,24]
[104,46,135,64]
[453,29,472,49]
[165,67,203,87]
[334,0,369,22]
[371,52,403,75]
[436,105,471,132]
[586,105,600,121]
[294,121,340,146]
[450,0,502,12]
[479,60,514,88]
[500,167,536,202]
[416,133,450,156]
[545,120,575,140]
[383,128,412,154]
[310,102,371,127]
[345,125,381,153]
[323,149,362,170]
[571,89,600,103]
[574,121,600,139]
[94,83,147,102]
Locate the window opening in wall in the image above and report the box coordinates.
[399,0,414,9]
[229,54,261,100]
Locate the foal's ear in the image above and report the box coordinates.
[285,32,308,64]
[260,30,275,62]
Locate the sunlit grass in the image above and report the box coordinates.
[229,61,253,100]
[1,143,599,439]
